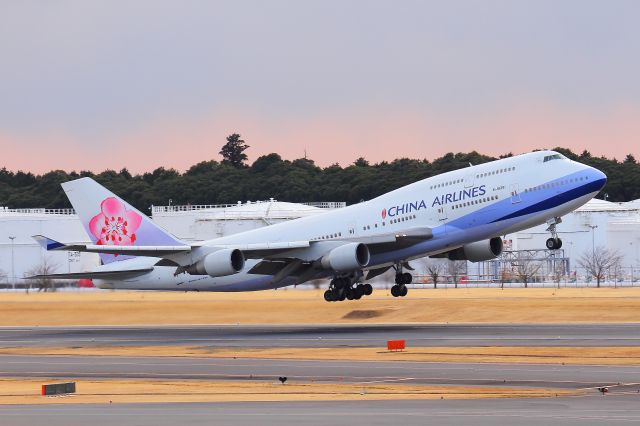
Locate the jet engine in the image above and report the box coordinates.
[185,249,245,277]
[320,243,370,272]
[445,237,503,262]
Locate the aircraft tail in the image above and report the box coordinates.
[61,177,185,264]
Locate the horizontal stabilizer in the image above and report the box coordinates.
[32,235,77,251]
[26,267,154,280]
[32,235,191,256]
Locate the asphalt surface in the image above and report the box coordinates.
[1,323,639,348]
[2,323,639,425]
[1,354,638,390]
[2,397,640,426]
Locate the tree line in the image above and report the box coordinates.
[0,135,638,213]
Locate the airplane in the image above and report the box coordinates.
[33,150,606,302]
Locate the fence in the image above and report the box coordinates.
[0,207,75,215]
[410,266,640,289]
[152,200,346,214]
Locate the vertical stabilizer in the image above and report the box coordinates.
[61,177,184,264]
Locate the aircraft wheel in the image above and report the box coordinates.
[353,289,362,300]
[363,283,373,296]
[399,285,408,297]
[546,237,562,250]
[346,289,354,300]
[402,273,413,284]
[324,290,334,302]
[394,274,403,285]
[391,285,399,297]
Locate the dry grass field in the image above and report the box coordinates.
[1,287,640,326]
[0,378,579,404]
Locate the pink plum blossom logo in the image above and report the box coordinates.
[381,208,387,219]
[89,197,142,252]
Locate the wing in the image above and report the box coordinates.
[202,241,313,259]
[238,226,433,260]
[342,226,433,254]
[246,226,433,284]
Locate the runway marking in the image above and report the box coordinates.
[5,356,640,375]
[356,377,418,384]
[0,369,616,389]
[5,336,640,343]
[6,356,640,370]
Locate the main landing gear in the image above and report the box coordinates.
[391,272,411,297]
[324,276,373,302]
[545,216,563,250]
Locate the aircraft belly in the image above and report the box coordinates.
[97,266,279,292]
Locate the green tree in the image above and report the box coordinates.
[219,133,250,168]
[0,148,638,209]
[353,157,369,167]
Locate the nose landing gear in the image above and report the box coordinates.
[545,217,563,250]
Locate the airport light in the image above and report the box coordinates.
[587,225,598,256]
[8,236,15,290]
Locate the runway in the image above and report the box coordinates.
[2,397,640,426]
[2,323,639,425]
[0,354,638,389]
[1,323,639,347]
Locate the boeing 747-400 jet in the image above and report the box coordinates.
[34,150,606,301]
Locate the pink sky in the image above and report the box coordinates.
[1,105,638,174]
[2,2,638,175]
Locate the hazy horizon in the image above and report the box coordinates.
[0,145,632,176]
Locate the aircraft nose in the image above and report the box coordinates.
[590,166,607,190]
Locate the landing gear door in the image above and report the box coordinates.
[510,183,521,204]
[437,205,448,221]
[464,172,475,188]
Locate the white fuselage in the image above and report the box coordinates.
[94,151,606,291]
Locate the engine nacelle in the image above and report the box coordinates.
[320,243,370,272]
[446,237,503,262]
[186,249,245,277]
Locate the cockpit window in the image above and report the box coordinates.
[543,154,563,162]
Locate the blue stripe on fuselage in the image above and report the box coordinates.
[490,177,605,223]
[442,171,604,230]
